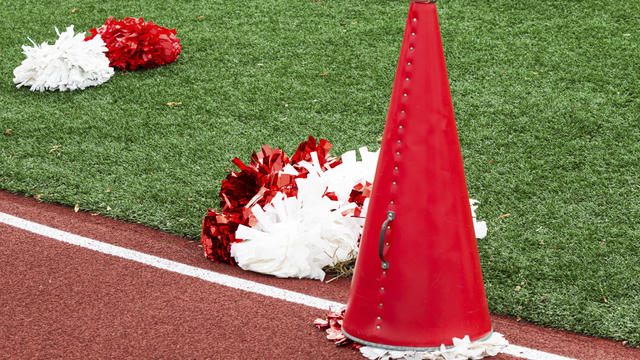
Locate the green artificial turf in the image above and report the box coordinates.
[1,0,639,346]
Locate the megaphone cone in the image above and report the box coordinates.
[342,0,493,350]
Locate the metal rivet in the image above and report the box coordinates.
[407,62,412,66]
[413,18,417,22]
[377,316,381,320]
[399,125,403,129]
[397,140,401,144]
[412,32,416,36]
[381,287,385,291]
[396,152,400,156]
[379,303,383,307]
[393,181,396,185]
[405,77,410,81]
[376,325,381,329]
[386,242,389,246]
[383,271,387,275]
[394,166,398,171]
[387,225,391,230]
[403,93,408,97]
[410,46,414,51]
[401,110,405,114]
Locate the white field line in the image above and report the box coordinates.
[0,212,343,311]
[502,345,576,360]
[0,211,576,360]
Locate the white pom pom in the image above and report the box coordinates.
[13,25,114,92]
[469,199,487,239]
[231,180,361,280]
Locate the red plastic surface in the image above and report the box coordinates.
[342,1,492,349]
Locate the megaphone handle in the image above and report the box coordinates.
[379,211,395,270]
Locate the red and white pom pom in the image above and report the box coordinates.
[13,26,114,92]
[201,137,340,265]
[232,147,379,280]
[86,17,182,70]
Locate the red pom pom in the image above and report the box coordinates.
[86,17,181,70]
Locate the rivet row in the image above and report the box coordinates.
[376,15,418,328]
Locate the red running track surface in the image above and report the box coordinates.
[1,191,639,359]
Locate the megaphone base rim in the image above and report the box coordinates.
[342,328,494,352]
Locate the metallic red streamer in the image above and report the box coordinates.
[313,308,362,349]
